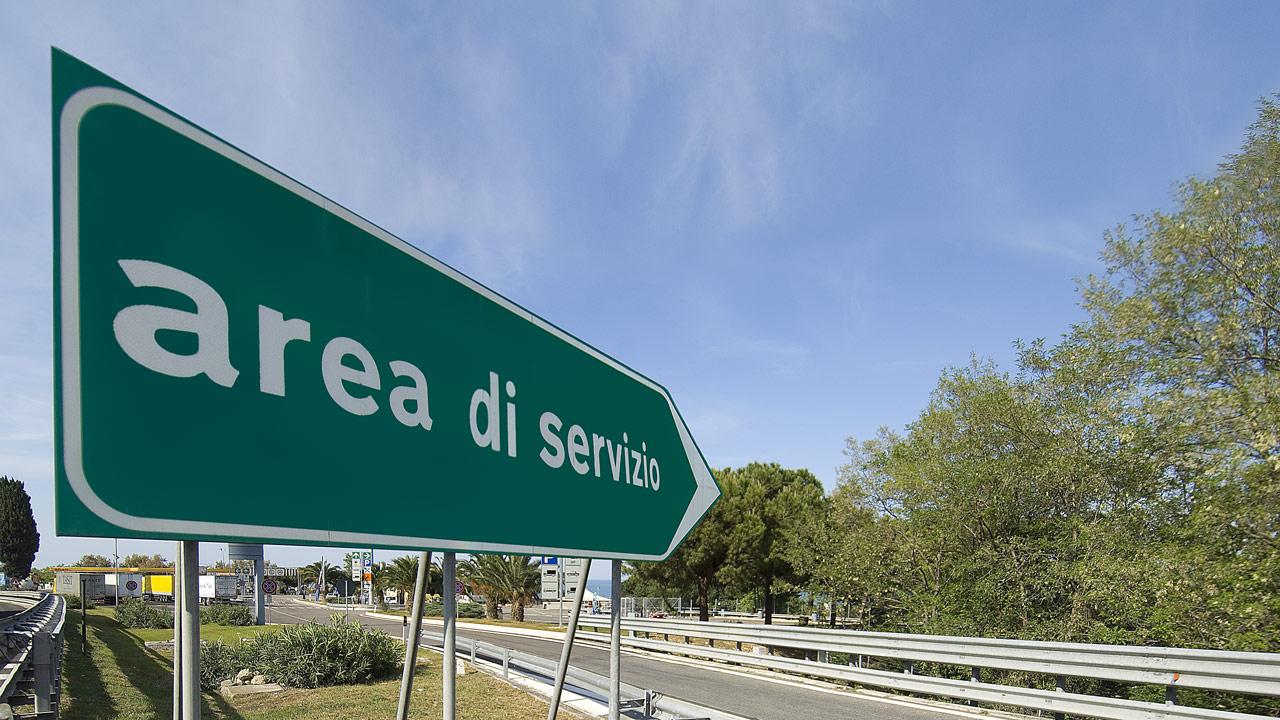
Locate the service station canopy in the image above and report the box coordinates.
[53,50,719,561]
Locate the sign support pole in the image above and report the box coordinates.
[179,540,201,720]
[172,542,182,720]
[547,558,591,720]
[395,550,431,720]
[79,576,86,653]
[609,559,621,720]
[253,557,265,625]
[442,552,457,720]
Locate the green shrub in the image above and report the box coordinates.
[199,613,398,689]
[421,601,485,618]
[59,593,95,610]
[200,641,253,691]
[114,598,173,628]
[202,603,253,626]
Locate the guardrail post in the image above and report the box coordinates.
[32,630,52,714]
[967,667,980,707]
[503,648,510,679]
[1053,674,1066,720]
[818,650,829,663]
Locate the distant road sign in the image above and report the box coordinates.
[52,50,719,561]
[262,579,278,594]
[227,543,263,561]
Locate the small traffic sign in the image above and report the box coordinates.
[262,579,278,594]
[52,50,719,561]
[125,579,138,592]
[455,580,464,596]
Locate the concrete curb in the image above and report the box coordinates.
[363,611,569,641]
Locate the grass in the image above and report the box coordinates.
[61,609,569,720]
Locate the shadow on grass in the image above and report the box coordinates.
[61,611,115,720]
[63,610,245,720]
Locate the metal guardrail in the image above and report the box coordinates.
[0,592,67,719]
[418,629,748,720]
[573,616,1280,720]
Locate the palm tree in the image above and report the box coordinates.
[501,555,541,622]
[460,554,506,619]
[384,555,440,606]
[300,561,350,600]
[460,555,541,621]
[368,562,390,611]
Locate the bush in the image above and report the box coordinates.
[200,641,252,691]
[421,601,485,618]
[115,598,173,629]
[199,613,398,689]
[202,603,253,626]
[59,593,95,610]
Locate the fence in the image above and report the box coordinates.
[417,629,744,720]
[0,592,67,719]
[573,616,1280,720]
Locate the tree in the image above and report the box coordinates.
[300,561,350,598]
[75,554,112,568]
[460,554,508,619]
[501,555,541,622]
[628,469,732,620]
[460,554,540,621]
[716,463,825,624]
[122,553,170,568]
[368,562,389,611]
[790,479,900,628]
[1074,95,1280,474]
[384,555,441,606]
[0,478,38,581]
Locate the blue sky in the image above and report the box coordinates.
[2,2,1278,575]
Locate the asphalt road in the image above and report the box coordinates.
[266,597,960,720]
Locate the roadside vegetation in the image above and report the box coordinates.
[115,599,255,629]
[626,96,1280,713]
[61,608,560,720]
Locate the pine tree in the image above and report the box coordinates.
[0,477,39,581]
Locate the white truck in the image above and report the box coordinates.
[105,572,145,600]
[198,575,238,604]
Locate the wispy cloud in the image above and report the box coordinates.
[590,2,878,234]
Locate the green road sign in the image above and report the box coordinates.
[53,50,719,561]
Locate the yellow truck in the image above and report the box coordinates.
[143,574,174,601]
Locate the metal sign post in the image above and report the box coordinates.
[442,553,457,720]
[172,541,182,720]
[547,558,592,720]
[395,550,431,720]
[610,559,622,720]
[79,575,86,653]
[179,540,200,720]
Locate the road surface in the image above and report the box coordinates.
[266,597,965,720]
